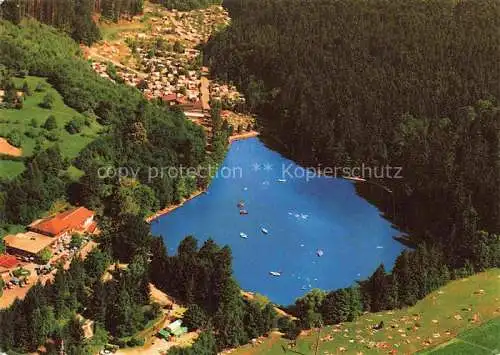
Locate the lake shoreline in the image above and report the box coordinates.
[146,132,259,223]
[228,130,259,143]
[146,189,205,223]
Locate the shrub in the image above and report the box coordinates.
[115,339,127,348]
[17,69,28,78]
[127,337,145,347]
[284,321,301,340]
[35,82,46,92]
[277,316,292,332]
[14,99,23,110]
[82,110,95,126]
[65,116,85,134]
[173,40,184,53]
[70,234,84,249]
[35,135,46,145]
[12,267,31,278]
[22,81,31,96]
[24,128,38,138]
[39,248,52,264]
[44,130,60,142]
[43,115,58,130]
[30,118,38,127]
[6,129,22,147]
[39,92,55,109]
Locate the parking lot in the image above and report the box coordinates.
[1,239,97,309]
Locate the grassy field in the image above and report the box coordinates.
[0,76,102,179]
[0,160,25,179]
[231,269,500,355]
[420,318,500,354]
[99,21,148,41]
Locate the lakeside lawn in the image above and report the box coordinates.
[0,76,102,179]
[231,269,500,355]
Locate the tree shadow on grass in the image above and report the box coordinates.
[280,344,307,355]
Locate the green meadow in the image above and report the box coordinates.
[421,318,500,355]
[0,160,25,179]
[0,76,102,179]
[232,269,500,355]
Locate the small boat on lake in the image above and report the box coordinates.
[237,200,245,208]
[261,227,269,234]
[240,232,248,239]
[316,249,324,257]
[269,271,281,277]
[240,209,249,215]
[277,178,287,183]
[343,175,367,182]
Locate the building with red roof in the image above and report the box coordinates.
[162,93,178,103]
[0,254,19,273]
[29,207,95,238]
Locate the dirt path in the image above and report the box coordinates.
[115,285,197,355]
[241,291,294,319]
[150,283,175,307]
[200,76,211,111]
[115,332,198,355]
[0,137,22,157]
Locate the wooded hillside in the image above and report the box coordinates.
[0,0,144,44]
[205,0,500,268]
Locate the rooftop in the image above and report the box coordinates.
[0,254,19,269]
[4,232,56,255]
[29,207,94,236]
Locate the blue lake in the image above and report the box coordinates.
[151,137,404,305]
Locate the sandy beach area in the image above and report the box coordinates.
[229,130,259,143]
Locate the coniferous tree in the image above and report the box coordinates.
[184,304,210,331]
[22,81,31,96]
[365,264,392,312]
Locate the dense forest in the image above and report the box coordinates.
[0,0,143,45]
[150,0,221,11]
[205,0,500,267]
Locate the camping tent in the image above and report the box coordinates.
[157,329,170,340]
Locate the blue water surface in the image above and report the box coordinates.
[151,138,403,305]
